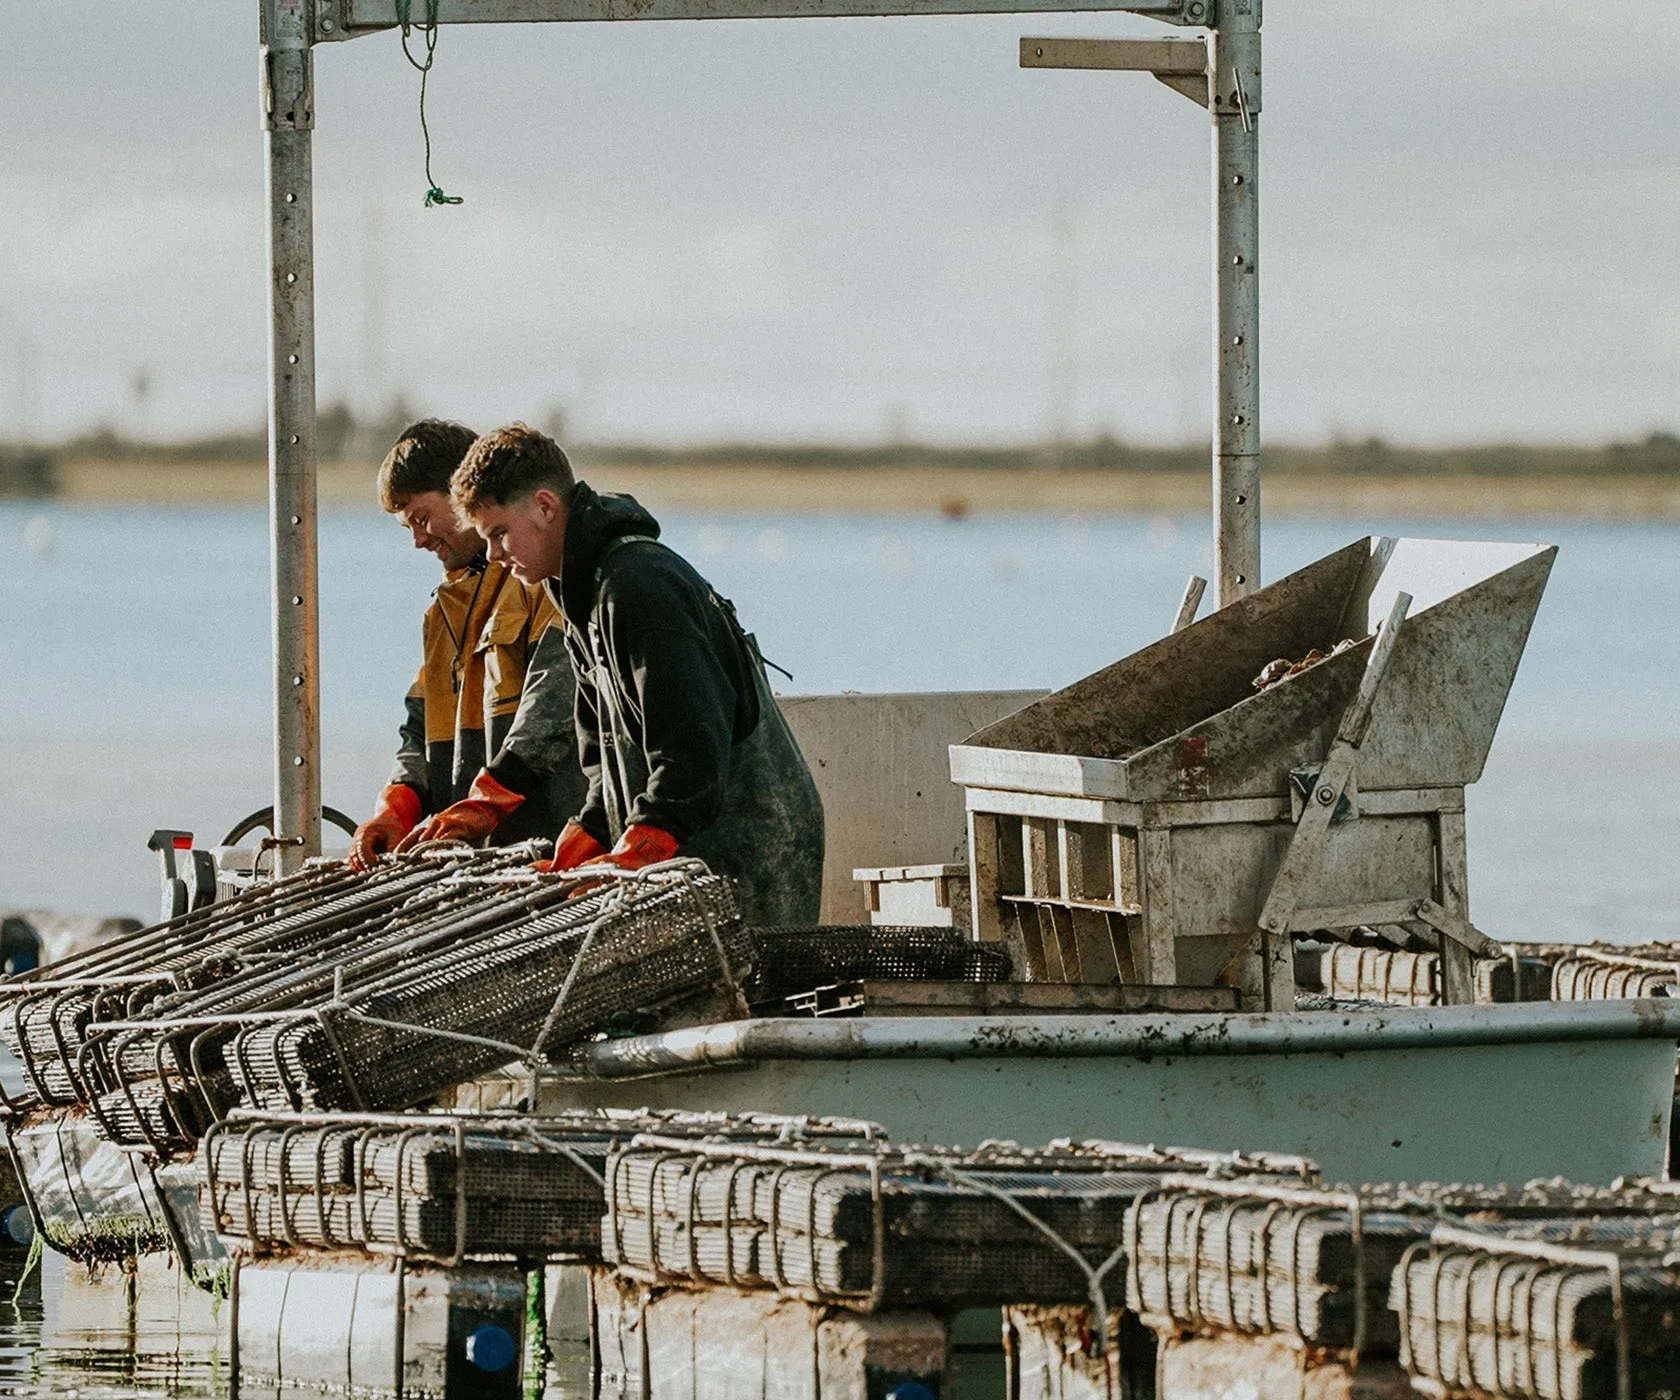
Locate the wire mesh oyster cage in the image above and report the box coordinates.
[1551,946,1680,1001]
[0,857,463,1109]
[2,852,753,1154]
[0,849,535,1119]
[604,1135,1318,1313]
[1125,1177,1680,1367]
[1395,1217,1680,1400]
[1124,1176,1432,1356]
[226,861,750,1116]
[744,925,1013,1006]
[204,1107,884,1264]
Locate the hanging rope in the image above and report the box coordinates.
[395,0,463,207]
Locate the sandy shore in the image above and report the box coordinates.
[43,457,1680,521]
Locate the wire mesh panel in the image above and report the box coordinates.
[0,857,461,1109]
[228,867,748,1114]
[605,1137,1318,1312]
[745,926,1012,1004]
[0,854,754,1152]
[1124,1180,1431,1352]
[1395,1219,1680,1400]
[204,1108,884,1263]
[1553,955,1678,1001]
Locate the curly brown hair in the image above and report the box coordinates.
[451,422,576,514]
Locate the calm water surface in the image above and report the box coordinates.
[1,503,1677,933]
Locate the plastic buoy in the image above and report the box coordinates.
[465,1323,517,1373]
[4,1206,35,1247]
[886,1383,936,1400]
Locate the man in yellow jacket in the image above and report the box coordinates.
[349,419,587,870]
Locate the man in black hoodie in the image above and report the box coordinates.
[451,423,824,927]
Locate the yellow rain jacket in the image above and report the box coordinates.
[390,558,586,844]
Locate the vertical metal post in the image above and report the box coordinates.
[1210,0,1261,606]
[263,0,322,870]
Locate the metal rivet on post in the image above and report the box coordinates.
[320,17,335,31]
[291,515,301,525]
[286,273,297,284]
[285,193,297,204]
[1235,494,1247,504]
[293,675,304,686]
[292,595,303,606]
[288,354,299,365]
[1233,334,1244,346]
[293,757,305,767]
[289,435,299,444]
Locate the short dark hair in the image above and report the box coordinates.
[377,418,478,511]
[452,423,576,514]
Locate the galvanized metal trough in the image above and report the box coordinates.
[949,536,1556,1009]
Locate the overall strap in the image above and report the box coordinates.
[591,533,661,605]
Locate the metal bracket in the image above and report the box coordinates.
[1171,575,1207,633]
[1020,37,1210,108]
[1257,591,1411,940]
[262,49,317,132]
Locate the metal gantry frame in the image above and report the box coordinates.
[259,0,1261,862]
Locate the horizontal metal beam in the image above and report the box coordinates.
[1019,34,1203,71]
[1020,34,1208,104]
[331,0,1203,35]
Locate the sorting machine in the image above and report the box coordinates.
[951,535,1555,1011]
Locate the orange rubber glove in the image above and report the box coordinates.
[394,772,525,853]
[578,824,681,873]
[349,784,423,872]
[533,820,607,874]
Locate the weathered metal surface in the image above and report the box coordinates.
[591,1269,949,1400]
[333,0,1204,34]
[235,1257,526,1396]
[954,538,1553,1007]
[1212,4,1261,608]
[782,691,1044,924]
[954,538,1553,799]
[778,977,1239,1016]
[546,1003,1680,1185]
[262,0,322,871]
[1157,1335,1412,1400]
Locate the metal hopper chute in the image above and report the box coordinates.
[950,537,1555,1011]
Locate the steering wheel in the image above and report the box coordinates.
[221,806,361,847]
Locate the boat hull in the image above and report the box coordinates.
[538,1001,1680,1185]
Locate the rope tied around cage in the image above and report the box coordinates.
[394,0,463,207]
[900,1151,1128,1355]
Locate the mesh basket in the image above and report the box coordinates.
[228,869,748,1114]
[746,926,1011,1004]
[0,854,514,1116]
[1395,1219,1680,1400]
[604,1138,1310,1311]
[1123,1183,1431,1350]
[1552,958,1677,1001]
[205,1108,884,1262]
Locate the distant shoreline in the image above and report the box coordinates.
[24,456,1680,522]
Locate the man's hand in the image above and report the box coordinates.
[577,824,680,873]
[394,772,525,854]
[533,820,607,874]
[349,784,423,872]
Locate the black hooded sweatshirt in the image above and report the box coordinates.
[543,483,824,924]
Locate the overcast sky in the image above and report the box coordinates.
[3,0,1676,447]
